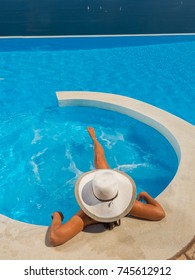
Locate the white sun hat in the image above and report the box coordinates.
[75,169,136,223]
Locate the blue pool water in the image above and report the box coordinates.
[0,35,193,225]
[0,35,195,124]
[0,106,178,226]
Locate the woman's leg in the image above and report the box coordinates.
[87,127,110,169]
[49,127,109,246]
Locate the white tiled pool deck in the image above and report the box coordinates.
[0,91,194,260]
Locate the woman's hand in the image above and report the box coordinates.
[137,191,148,202]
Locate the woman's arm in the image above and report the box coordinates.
[129,191,165,221]
[49,210,98,246]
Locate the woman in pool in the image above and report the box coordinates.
[49,127,165,246]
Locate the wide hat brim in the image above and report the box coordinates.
[75,169,136,223]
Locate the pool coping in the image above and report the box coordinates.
[0,91,194,260]
[0,33,195,39]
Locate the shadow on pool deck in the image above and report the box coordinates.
[0,215,194,260]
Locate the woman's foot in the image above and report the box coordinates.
[87,127,96,141]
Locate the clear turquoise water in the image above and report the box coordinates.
[0,36,194,124]
[1,35,193,225]
[0,106,178,226]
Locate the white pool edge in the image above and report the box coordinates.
[0,33,195,39]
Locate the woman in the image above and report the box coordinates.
[49,127,165,246]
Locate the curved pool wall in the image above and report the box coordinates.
[57,91,182,161]
[0,91,194,260]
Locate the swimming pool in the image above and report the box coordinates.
[0,35,193,226]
